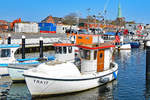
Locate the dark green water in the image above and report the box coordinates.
[1,48,149,100]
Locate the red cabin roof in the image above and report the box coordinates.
[76,42,115,50]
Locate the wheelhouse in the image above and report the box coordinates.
[53,43,75,62]
[77,42,115,74]
[0,44,20,63]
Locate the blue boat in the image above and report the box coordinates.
[129,42,140,48]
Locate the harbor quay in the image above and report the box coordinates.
[0,32,68,53]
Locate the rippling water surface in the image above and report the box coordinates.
[2,48,150,100]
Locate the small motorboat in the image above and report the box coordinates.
[24,41,118,96]
[0,44,54,80]
[8,43,75,82]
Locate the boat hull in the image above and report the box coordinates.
[0,66,9,76]
[119,44,131,50]
[8,64,37,82]
[24,64,118,96]
[130,42,140,48]
[8,67,26,81]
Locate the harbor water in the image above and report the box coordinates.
[0,48,149,100]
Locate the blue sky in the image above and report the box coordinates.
[0,0,150,24]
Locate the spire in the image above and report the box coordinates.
[117,0,122,18]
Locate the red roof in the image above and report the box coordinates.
[0,20,8,24]
[76,44,115,50]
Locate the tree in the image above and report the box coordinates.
[63,13,78,25]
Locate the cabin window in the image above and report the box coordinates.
[59,47,62,54]
[78,37,82,39]
[0,49,11,57]
[84,50,90,60]
[100,53,103,58]
[63,47,67,54]
[79,48,84,59]
[55,47,59,54]
[80,49,90,60]
[68,46,72,53]
[94,50,97,60]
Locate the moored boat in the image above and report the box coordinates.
[118,35,131,50]
[119,43,131,50]
[8,43,75,82]
[0,44,20,76]
[0,43,54,80]
[129,42,140,48]
[24,41,118,96]
[7,56,55,82]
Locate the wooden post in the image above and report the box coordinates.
[39,37,43,58]
[22,35,25,59]
[8,34,11,44]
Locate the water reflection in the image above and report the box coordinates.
[145,47,150,100]
[7,83,31,100]
[146,77,150,100]
[4,48,150,100]
[119,50,131,62]
[7,80,117,100]
[33,80,117,100]
[115,48,146,100]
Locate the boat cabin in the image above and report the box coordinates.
[0,44,20,63]
[76,34,104,45]
[53,43,75,62]
[77,42,115,74]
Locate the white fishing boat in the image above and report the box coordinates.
[120,50,131,61]
[0,44,20,76]
[24,42,118,96]
[8,43,74,82]
[116,36,131,50]
[7,56,55,82]
[119,43,131,50]
[0,43,54,80]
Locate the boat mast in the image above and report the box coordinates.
[87,8,91,33]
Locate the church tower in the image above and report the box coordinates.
[116,0,125,25]
[117,1,122,18]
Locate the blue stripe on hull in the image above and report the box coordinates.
[0,74,9,76]
[0,64,8,66]
[0,44,20,48]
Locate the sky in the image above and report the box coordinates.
[0,0,150,24]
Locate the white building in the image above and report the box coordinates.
[56,24,78,34]
[125,23,144,32]
[14,22,39,33]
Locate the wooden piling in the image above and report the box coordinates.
[22,35,26,59]
[7,34,11,44]
[39,37,43,58]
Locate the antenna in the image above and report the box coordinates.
[87,8,91,31]
[103,0,110,14]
